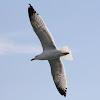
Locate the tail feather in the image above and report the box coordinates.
[60,46,73,61]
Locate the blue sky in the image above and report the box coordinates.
[0,0,100,100]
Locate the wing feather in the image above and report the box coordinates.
[28,5,57,51]
[48,58,67,97]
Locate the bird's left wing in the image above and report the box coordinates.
[28,4,57,51]
[48,58,67,97]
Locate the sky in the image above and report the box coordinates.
[0,0,100,100]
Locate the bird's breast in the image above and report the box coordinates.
[39,50,61,60]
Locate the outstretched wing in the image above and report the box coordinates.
[48,58,67,97]
[28,4,57,51]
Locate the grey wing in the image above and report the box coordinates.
[28,4,57,51]
[48,58,67,97]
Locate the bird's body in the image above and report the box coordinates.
[32,50,62,60]
[28,4,73,97]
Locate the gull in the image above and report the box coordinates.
[28,4,73,97]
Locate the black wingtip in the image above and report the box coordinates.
[28,4,36,18]
[57,87,67,97]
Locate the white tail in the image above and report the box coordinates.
[60,46,73,61]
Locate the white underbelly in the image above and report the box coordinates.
[39,50,61,60]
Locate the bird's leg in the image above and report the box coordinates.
[62,52,69,55]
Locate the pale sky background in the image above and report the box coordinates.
[0,0,100,100]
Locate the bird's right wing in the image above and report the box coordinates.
[48,58,67,97]
[28,4,57,51]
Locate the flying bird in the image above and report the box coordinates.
[28,4,73,97]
